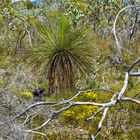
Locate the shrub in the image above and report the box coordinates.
[61,92,100,126]
[21,91,33,99]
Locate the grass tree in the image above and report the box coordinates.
[26,14,95,94]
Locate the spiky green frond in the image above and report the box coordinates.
[26,14,94,75]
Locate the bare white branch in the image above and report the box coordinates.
[113,4,140,53]
[98,107,109,131]
[118,72,129,100]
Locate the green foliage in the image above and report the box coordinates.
[47,129,88,140]
[63,1,87,26]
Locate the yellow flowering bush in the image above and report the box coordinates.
[62,105,100,126]
[76,91,97,102]
[21,91,33,99]
[62,92,100,126]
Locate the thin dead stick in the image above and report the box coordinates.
[25,130,48,140]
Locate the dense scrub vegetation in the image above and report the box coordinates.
[0,0,140,140]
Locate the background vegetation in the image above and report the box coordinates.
[0,0,140,140]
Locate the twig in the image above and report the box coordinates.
[129,72,140,76]
[128,57,140,72]
[25,130,48,140]
[87,107,104,121]
[123,97,140,105]
[13,102,58,121]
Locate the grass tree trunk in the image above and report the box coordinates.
[47,52,74,94]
